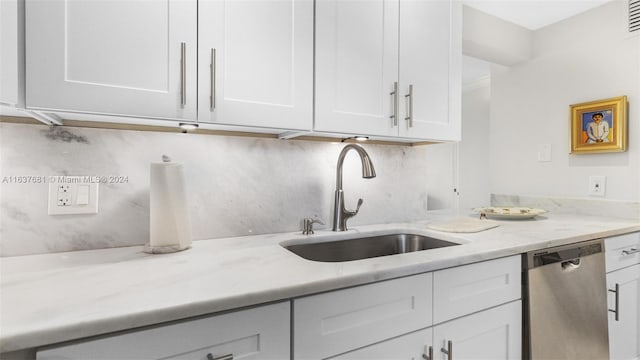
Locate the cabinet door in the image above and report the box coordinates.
[198,0,313,131]
[607,264,640,360]
[433,301,522,360]
[398,0,461,141]
[315,0,399,137]
[26,0,197,120]
[36,302,290,360]
[294,273,433,359]
[329,328,433,360]
[0,0,20,106]
[606,232,640,273]
[433,255,521,324]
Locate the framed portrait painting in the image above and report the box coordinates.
[570,96,628,154]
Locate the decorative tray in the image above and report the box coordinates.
[473,207,546,220]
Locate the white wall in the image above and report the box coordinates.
[458,80,491,210]
[425,141,455,210]
[426,77,491,211]
[490,0,640,201]
[462,5,532,66]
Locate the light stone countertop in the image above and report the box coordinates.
[1,211,639,353]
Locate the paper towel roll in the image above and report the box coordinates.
[145,157,192,254]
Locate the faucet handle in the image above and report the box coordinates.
[302,217,324,235]
[345,198,364,218]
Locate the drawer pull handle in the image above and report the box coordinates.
[390,81,398,126]
[608,283,620,321]
[422,345,433,360]
[206,354,233,360]
[210,48,216,110]
[404,84,414,128]
[180,42,187,106]
[622,248,639,256]
[441,340,453,360]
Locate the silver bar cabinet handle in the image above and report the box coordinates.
[180,42,186,106]
[210,48,216,110]
[609,283,620,321]
[422,345,434,360]
[622,247,639,256]
[206,354,233,360]
[441,340,453,360]
[390,81,398,126]
[404,84,413,127]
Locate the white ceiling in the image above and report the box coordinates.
[462,0,614,30]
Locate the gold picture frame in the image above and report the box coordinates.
[570,96,628,154]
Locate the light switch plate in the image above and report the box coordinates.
[537,144,552,162]
[48,176,99,215]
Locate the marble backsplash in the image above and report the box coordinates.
[491,194,640,220]
[0,122,431,257]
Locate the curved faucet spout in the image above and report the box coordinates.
[335,144,377,190]
[333,144,377,231]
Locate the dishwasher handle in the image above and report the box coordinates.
[561,258,581,271]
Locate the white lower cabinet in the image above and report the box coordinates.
[433,255,521,324]
[36,302,290,360]
[293,273,433,359]
[607,264,640,360]
[329,328,433,360]
[606,232,640,360]
[431,255,522,360]
[323,300,522,360]
[293,255,522,360]
[433,301,522,360]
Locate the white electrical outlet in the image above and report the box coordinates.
[56,185,71,206]
[48,176,99,215]
[588,176,606,197]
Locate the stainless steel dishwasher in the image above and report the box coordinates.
[524,239,610,360]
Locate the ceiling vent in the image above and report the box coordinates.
[631,0,640,33]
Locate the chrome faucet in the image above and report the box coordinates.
[332,144,376,231]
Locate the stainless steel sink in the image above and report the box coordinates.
[283,233,460,262]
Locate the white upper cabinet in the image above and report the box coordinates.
[314,0,399,137]
[198,0,313,131]
[0,0,21,106]
[22,0,457,138]
[25,0,197,120]
[398,0,461,141]
[315,0,461,141]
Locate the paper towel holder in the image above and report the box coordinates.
[144,155,193,254]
